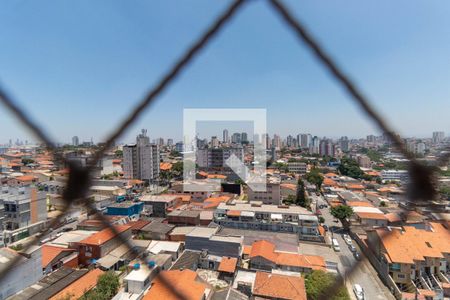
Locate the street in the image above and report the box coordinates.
[310,194,395,300]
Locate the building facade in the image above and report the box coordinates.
[214,202,323,242]
[123,129,160,183]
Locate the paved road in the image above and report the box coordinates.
[311,194,395,300]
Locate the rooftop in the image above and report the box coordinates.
[253,271,307,300]
[216,202,313,216]
[79,225,130,246]
[373,222,450,264]
[143,269,207,300]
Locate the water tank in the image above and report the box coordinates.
[133,263,140,270]
[148,261,156,268]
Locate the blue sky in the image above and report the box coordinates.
[0,0,449,144]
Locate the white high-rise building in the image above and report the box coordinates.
[223,129,229,143]
[123,129,160,182]
[432,131,445,144]
[310,136,320,154]
[72,136,79,146]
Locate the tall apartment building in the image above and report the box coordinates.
[211,136,219,148]
[223,129,229,143]
[298,134,311,149]
[319,139,335,157]
[241,132,248,143]
[231,133,241,144]
[340,136,349,152]
[123,129,160,183]
[72,136,79,146]
[309,136,319,154]
[357,155,371,168]
[272,134,282,150]
[432,131,445,144]
[196,146,244,169]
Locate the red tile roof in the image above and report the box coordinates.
[41,245,75,268]
[79,225,130,245]
[143,270,207,300]
[250,240,277,262]
[218,257,237,273]
[253,271,307,300]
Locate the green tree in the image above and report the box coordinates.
[305,270,350,300]
[296,179,311,208]
[306,168,324,190]
[379,201,387,207]
[170,150,181,157]
[330,205,354,227]
[338,157,364,179]
[114,150,123,157]
[284,194,296,205]
[21,158,35,165]
[440,186,450,200]
[81,271,120,300]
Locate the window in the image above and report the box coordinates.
[397,274,406,279]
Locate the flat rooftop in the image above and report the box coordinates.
[140,194,178,203]
[217,202,312,215]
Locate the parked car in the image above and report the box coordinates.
[349,245,357,252]
[353,284,365,300]
[323,225,329,231]
[332,238,340,252]
[343,234,352,245]
[61,227,73,232]
[354,252,361,260]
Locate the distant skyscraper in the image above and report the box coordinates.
[310,136,320,154]
[241,132,248,143]
[231,133,241,144]
[320,139,335,157]
[273,134,281,150]
[175,142,184,153]
[123,129,160,182]
[167,139,174,147]
[298,134,311,148]
[432,131,445,144]
[264,134,271,149]
[223,129,229,143]
[340,136,349,152]
[367,135,376,143]
[72,136,79,146]
[286,135,294,147]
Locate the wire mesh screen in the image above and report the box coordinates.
[0,0,448,299]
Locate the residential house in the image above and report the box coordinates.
[71,225,132,266]
[143,269,211,300]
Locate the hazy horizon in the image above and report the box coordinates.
[1,1,449,145]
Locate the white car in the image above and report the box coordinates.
[353,284,365,300]
[343,234,352,245]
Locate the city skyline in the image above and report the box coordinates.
[1,1,450,143]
